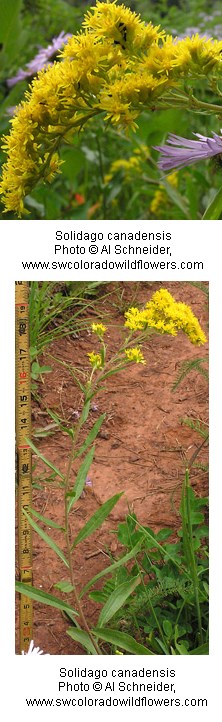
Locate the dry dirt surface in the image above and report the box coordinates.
[15,281,209,655]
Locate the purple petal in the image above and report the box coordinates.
[6,32,71,87]
[154,131,222,171]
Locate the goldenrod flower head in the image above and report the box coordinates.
[125,347,146,364]
[124,306,146,331]
[82,0,162,54]
[91,322,107,336]
[124,289,206,345]
[150,171,178,215]
[87,352,103,368]
[174,35,222,74]
[150,189,166,215]
[0,0,221,216]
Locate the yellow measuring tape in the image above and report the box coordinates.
[15,282,33,653]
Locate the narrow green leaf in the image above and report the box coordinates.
[76,414,106,457]
[28,507,64,530]
[154,637,170,655]
[161,179,190,218]
[66,628,98,654]
[98,575,141,627]
[26,438,64,480]
[54,581,74,593]
[71,492,123,548]
[80,398,91,424]
[93,628,154,655]
[101,365,128,380]
[15,582,78,615]
[46,408,74,437]
[22,509,69,568]
[67,445,95,512]
[202,185,222,220]
[80,537,145,597]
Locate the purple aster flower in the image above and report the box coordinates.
[6,31,71,87]
[154,132,222,171]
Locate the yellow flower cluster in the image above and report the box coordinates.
[0,0,221,215]
[150,171,178,216]
[104,144,149,184]
[91,323,107,336]
[124,289,207,346]
[87,352,103,368]
[124,347,146,364]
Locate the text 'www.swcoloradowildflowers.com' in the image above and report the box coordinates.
[25,696,207,707]
[21,259,204,271]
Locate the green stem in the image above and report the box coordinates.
[184,469,203,646]
[63,414,102,655]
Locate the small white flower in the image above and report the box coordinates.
[22,640,50,656]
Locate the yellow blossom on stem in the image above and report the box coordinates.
[87,352,103,368]
[124,288,207,346]
[91,323,107,336]
[125,347,146,364]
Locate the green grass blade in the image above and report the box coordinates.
[93,628,154,655]
[80,537,145,597]
[98,575,141,627]
[15,582,78,615]
[71,493,123,548]
[67,445,95,512]
[26,438,65,480]
[76,414,106,457]
[66,628,98,654]
[22,509,69,568]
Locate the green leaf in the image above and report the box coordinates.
[161,178,190,219]
[98,575,141,627]
[54,581,74,593]
[46,409,74,438]
[15,582,78,616]
[66,628,98,654]
[80,536,145,597]
[22,509,69,568]
[93,628,154,655]
[163,619,173,639]
[0,0,22,43]
[71,492,123,548]
[188,642,209,655]
[76,414,106,457]
[202,185,222,220]
[27,507,64,530]
[175,640,190,655]
[67,445,95,512]
[26,438,64,480]
[80,398,91,424]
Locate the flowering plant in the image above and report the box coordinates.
[16,288,207,654]
[0,0,222,217]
